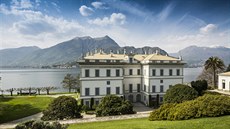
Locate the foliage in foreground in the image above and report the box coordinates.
[163,84,198,103]
[15,120,68,129]
[149,94,230,121]
[191,80,208,96]
[42,96,82,120]
[95,95,135,117]
[68,116,230,129]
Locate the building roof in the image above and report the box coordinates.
[83,52,180,61]
[84,53,126,60]
[219,72,230,76]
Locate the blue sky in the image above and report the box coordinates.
[0,0,229,52]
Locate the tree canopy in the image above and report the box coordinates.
[62,74,79,93]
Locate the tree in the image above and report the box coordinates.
[41,96,82,120]
[42,86,57,95]
[204,56,225,87]
[226,64,230,72]
[95,95,135,117]
[62,74,77,93]
[163,84,198,103]
[191,80,208,96]
[6,88,15,96]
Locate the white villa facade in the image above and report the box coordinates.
[218,72,230,91]
[78,51,185,107]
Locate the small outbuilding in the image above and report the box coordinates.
[218,72,230,91]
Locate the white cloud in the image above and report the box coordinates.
[157,3,176,22]
[88,13,126,26]
[11,0,33,9]
[91,1,107,9]
[200,24,217,34]
[79,5,94,16]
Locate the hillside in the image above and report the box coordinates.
[170,45,230,67]
[0,36,167,67]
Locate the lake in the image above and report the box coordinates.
[0,67,203,93]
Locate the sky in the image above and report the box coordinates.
[0,0,230,53]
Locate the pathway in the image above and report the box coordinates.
[208,90,230,96]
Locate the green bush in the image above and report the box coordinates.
[95,95,135,117]
[164,84,198,103]
[15,120,68,129]
[149,94,230,121]
[149,103,176,121]
[191,80,208,95]
[41,96,82,120]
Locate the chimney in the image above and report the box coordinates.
[124,49,126,55]
[117,50,120,54]
[156,50,159,55]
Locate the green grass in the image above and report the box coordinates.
[68,115,230,129]
[0,96,53,123]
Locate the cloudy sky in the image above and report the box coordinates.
[0,0,230,52]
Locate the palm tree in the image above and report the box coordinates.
[204,56,225,87]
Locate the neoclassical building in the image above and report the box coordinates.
[78,50,185,107]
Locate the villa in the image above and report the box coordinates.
[78,50,185,107]
[218,72,230,91]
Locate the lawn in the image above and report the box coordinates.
[68,115,230,129]
[0,96,53,123]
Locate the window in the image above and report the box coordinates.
[106,69,111,77]
[169,69,173,76]
[106,60,111,63]
[160,80,163,83]
[169,85,172,88]
[160,69,164,76]
[177,69,180,76]
[152,69,156,76]
[85,69,89,77]
[160,85,164,92]
[107,81,110,85]
[95,88,100,95]
[129,84,133,93]
[129,58,133,63]
[95,100,99,105]
[95,60,99,63]
[129,69,133,75]
[116,60,120,63]
[137,69,141,75]
[106,87,111,95]
[160,97,163,102]
[85,88,90,96]
[85,101,90,107]
[144,85,146,92]
[144,96,146,101]
[95,69,99,77]
[137,84,141,92]
[116,69,120,77]
[222,80,226,89]
[116,87,120,94]
[152,85,156,93]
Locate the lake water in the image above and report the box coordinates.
[0,67,203,93]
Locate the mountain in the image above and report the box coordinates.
[170,45,230,67]
[0,36,167,67]
[0,46,40,66]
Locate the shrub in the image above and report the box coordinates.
[163,84,198,103]
[149,94,230,121]
[95,95,135,117]
[15,120,68,129]
[149,103,176,121]
[191,80,208,95]
[41,96,82,120]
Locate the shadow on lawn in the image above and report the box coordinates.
[0,103,41,124]
[0,97,14,102]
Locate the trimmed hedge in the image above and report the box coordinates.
[191,80,208,95]
[95,95,135,117]
[149,94,230,121]
[164,84,198,103]
[15,120,68,129]
[41,96,82,120]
